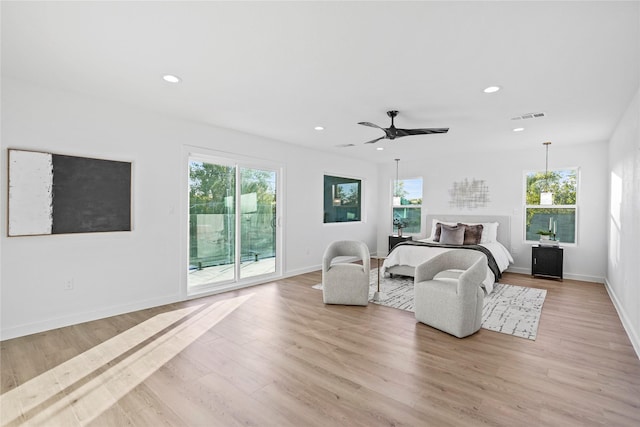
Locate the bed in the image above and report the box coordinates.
[381,215,514,294]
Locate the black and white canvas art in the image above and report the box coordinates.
[8,149,132,236]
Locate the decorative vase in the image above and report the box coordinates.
[398,228,403,237]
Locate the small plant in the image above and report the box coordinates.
[393,217,407,228]
[536,230,553,236]
[393,217,407,236]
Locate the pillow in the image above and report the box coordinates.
[459,223,483,245]
[479,222,498,243]
[459,221,499,243]
[430,219,457,241]
[433,222,443,242]
[440,224,465,245]
[430,219,499,243]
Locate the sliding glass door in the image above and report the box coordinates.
[239,167,277,278]
[188,156,279,292]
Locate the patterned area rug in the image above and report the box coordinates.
[314,269,547,340]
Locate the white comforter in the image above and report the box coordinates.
[381,240,514,294]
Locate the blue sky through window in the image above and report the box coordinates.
[401,178,422,201]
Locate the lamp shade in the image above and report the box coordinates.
[540,191,554,205]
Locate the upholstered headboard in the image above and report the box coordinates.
[424,214,512,253]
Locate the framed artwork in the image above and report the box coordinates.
[7,149,132,236]
[323,174,361,223]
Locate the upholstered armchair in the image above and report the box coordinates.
[414,250,487,338]
[322,240,371,306]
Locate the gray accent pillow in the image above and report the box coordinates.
[433,222,443,242]
[440,224,465,245]
[459,223,484,245]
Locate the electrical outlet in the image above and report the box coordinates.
[64,278,74,290]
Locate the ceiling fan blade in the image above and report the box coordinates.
[364,136,386,144]
[395,128,449,137]
[358,121,384,129]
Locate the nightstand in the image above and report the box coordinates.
[389,235,412,253]
[532,245,563,280]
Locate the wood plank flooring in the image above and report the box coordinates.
[1,269,639,426]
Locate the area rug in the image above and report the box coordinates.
[313,269,547,340]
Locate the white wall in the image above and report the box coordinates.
[376,140,609,282]
[607,87,640,357]
[0,79,379,340]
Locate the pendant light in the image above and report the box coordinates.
[393,158,401,206]
[540,142,553,205]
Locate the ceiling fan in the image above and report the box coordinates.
[358,110,448,144]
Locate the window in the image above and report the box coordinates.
[524,168,578,244]
[392,177,422,234]
[323,175,362,223]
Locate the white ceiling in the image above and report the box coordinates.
[2,1,639,162]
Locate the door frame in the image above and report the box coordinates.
[181,145,284,299]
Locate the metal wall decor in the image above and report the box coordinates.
[448,178,490,209]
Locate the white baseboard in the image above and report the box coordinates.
[505,266,531,275]
[0,293,181,342]
[563,272,605,283]
[283,264,322,278]
[505,267,604,283]
[604,278,640,360]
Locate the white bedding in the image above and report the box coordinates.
[381,240,514,294]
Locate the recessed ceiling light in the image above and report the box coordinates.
[314,126,324,131]
[376,147,384,151]
[513,127,525,132]
[162,74,181,83]
[483,86,501,93]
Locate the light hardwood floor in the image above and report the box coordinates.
[1,269,639,426]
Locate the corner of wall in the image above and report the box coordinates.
[604,278,640,360]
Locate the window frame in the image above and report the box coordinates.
[323,174,363,224]
[391,176,423,236]
[182,145,284,299]
[523,167,579,246]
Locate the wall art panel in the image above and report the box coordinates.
[8,149,131,236]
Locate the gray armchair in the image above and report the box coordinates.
[414,250,487,338]
[322,240,371,306]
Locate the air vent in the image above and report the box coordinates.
[511,112,546,121]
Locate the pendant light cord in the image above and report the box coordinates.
[543,142,551,189]
[545,143,549,175]
[394,158,400,196]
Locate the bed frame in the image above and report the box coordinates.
[386,214,512,278]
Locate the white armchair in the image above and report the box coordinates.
[414,250,487,338]
[322,240,371,306]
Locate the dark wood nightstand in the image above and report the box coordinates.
[389,235,412,253]
[532,245,563,280]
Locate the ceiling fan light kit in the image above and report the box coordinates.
[358,110,448,145]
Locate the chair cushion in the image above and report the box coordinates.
[434,269,464,280]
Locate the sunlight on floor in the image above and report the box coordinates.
[0,294,253,426]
